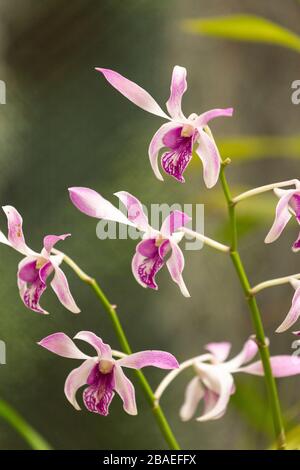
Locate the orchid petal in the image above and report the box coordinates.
[166,65,187,119]
[74,331,112,359]
[95,68,169,119]
[196,128,221,189]
[69,187,133,226]
[223,339,258,372]
[38,332,90,360]
[43,234,70,255]
[196,108,233,127]
[166,241,190,297]
[148,122,181,181]
[276,284,300,333]
[240,355,300,377]
[265,190,296,243]
[131,239,166,290]
[205,342,231,363]
[180,377,204,421]
[64,358,96,410]
[50,264,80,314]
[114,364,137,415]
[160,210,191,237]
[118,350,179,370]
[2,206,35,256]
[17,258,52,314]
[114,191,149,232]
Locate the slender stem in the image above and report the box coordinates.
[0,398,52,450]
[52,249,180,450]
[233,179,299,204]
[251,274,300,295]
[219,164,286,450]
[179,227,230,252]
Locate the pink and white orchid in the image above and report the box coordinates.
[155,338,300,422]
[0,206,80,314]
[265,182,300,251]
[39,331,179,416]
[276,278,300,333]
[69,187,191,297]
[95,66,233,187]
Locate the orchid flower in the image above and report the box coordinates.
[69,187,191,297]
[155,338,300,422]
[39,331,178,416]
[95,65,233,187]
[0,206,80,314]
[265,182,300,251]
[276,278,300,333]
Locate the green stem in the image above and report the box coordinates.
[54,251,180,450]
[0,398,52,450]
[219,163,286,450]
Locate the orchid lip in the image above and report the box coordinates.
[99,359,114,374]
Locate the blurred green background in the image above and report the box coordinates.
[0,0,300,450]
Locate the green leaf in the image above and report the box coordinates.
[182,15,300,53]
[218,135,300,162]
[0,399,52,450]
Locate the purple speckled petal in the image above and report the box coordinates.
[292,232,300,252]
[17,257,53,314]
[114,364,137,415]
[196,128,221,189]
[276,283,300,333]
[132,239,168,290]
[166,65,187,119]
[43,234,71,255]
[64,358,97,410]
[69,187,132,226]
[161,128,193,183]
[74,331,112,359]
[290,193,300,222]
[160,210,191,237]
[118,350,179,370]
[83,364,115,416]
[205,342,231,363]
[265,190,296,243]
[50,264,80,314]
[166,241,190,297]
[114,191,149,232]
[38,332,90,360]
[196,108,233,127]
[95,68,169,119]
[2,206,34,256]
[180,377,205,421]
[240,355,300,377]
[148,122,181,181]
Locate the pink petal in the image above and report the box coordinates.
[95,68,169,119]
[166,65,187,119]
[240,355,300,377]
[195,363,233,422]
[113,364,137,415]
[64,358,96,410]
[43,234,71,254]
[2,205,34,256]
[196,128,221,189]
[160,210,191,237]
[38,332,90,359]
[114,191,149,232]
[276,283,300,333]
[179,377,204,421]
[223,339,258,372]
[196,108,233,127]
[148,122,182,181]
[118,350,179,370]
[166,241,190,297]
[74,331,112,359]
[205,342,231,363]
[131,239,166,290]
[265,190,296,243]
[69,187,132,226]
[50,264,80,314]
